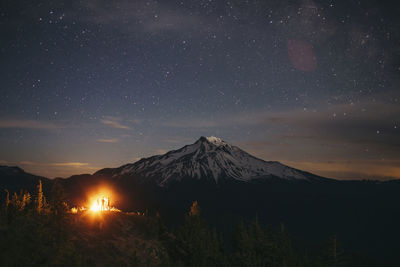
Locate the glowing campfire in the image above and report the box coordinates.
[70,187,121,214]
[90,196,112,212]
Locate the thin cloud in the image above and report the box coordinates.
[51,162,90,167]
[100,117,131,129]
[97,138,119,143]
[162,99,400,180]
[17,161,101,178]
[81,0,203,34]
[20,161,89,167]
[282,159,400,180]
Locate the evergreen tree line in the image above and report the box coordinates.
[0,180,83,265]
[0,182,382,266]
[160,201,362,267]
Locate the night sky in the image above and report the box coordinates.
[0,0,399,179]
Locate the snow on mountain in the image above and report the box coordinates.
[205,136,225,146]
[97,136,321,186]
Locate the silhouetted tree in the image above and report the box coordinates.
[176,201,226,267]
[189,200,201,216]
[319,235,346,267]
[4,189,10,211]
[35,180,48,214]
[50,180,68,217]
[49,180,69,247]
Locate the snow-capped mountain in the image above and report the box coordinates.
[95,136,325,186]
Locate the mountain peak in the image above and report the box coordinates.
[198,136,227,146]
[104,137,322,186]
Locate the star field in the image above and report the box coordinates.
[0,0,399,179]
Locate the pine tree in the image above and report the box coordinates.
[189,200,201,216]
[35,180,47,214]
[50,180,67,217]
[4,189,10,208]
[22,191,31,210]
[2,189,11,223]
[177,201,225,267]
[4,189,10,213]
[49,181,69,246]
[320,234,346,266]
[275,223,297,266]
[9,190,30,211]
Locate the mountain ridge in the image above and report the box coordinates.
[1,139,400,263]
[94,136,329,186]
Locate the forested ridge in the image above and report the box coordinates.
[0,181,390,266]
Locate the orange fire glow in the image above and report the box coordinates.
[90,196,111,212]
[70,186,121,214]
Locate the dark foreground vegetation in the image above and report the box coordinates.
[0,181,391,266]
